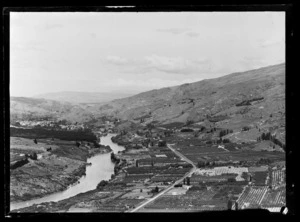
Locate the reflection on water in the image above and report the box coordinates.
[10,133,124,211]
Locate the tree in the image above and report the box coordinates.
[235,201,238,210]
[34,139,37,144]
[228,178,236,183]
[186,177,190,185]
[227,199,233,210]
[136,160,139,167]
[158,140,166,147]
[31,152,37,160]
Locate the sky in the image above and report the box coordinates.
[10,12,285,97]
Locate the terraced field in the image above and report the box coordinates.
[237,186,268,209]
[260,187,285,207]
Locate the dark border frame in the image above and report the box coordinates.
[2,2,295,218]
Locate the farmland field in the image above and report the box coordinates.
[271,169,285,187]
[194,166,248,181]
[237,186,268,209]
[260,187,285,207]
[185,150,285,164]
[251,171,269,186]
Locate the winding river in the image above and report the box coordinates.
[10,133,125,211]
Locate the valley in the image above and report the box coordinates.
[9,63,286,213]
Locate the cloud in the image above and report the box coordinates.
[103,55,214,75]
[259,38,284,48]
[90,33,97,38]
[44,23,64,30]
[186,32,200,37]
[105,55,131,65]
[108,78,203,90]
[144,55,198,74]
[238,56,270,70]
[157,29,200,38]
[156,28,188,35]
[11,43,47,52]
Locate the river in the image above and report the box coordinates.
[10,133,124,211]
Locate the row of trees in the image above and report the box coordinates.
[206,138,231,144]
[11,127,97,142]
[183,177,191,185]
[219,129,233,137]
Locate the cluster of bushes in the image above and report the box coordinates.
[185,120,194,126]
[26,152,38,160]
[207,115,228,123]
[96,180,109,190]
[257,132,285,150]
[219,129,233,137]
[205,138,231,145]
[180,128,194,132]
[158,140,166,147]
[150,186,159,193]
[10,127,97,142]
[257,158,272,165]
[11,158,29,170]
[197,160,215,167]
[183,177,191,185]
[242,126,251,131]
[199,126,206,132]
[197,160,241,168]
[222,138,231,143]
[160,122,185,129]
[111,153,120,164]
[236,97,264,107]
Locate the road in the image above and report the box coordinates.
[128,143,197,212]
[167,144,197,168]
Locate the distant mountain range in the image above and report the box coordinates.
[33,91,136,104]
[10,63,285,143]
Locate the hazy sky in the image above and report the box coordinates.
[10,12,285,97]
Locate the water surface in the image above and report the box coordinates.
[10,133,124,211]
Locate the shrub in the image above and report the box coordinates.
[158,140,167,147]
[96,180,108,189]
[180,128,194,132]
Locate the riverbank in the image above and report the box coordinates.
[10,136,112,204]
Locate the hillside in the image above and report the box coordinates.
[10,63,285,142]
[90,63,285,142]
[92,64,284,121]
[33,91,135,104]
[10,97,94,124]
